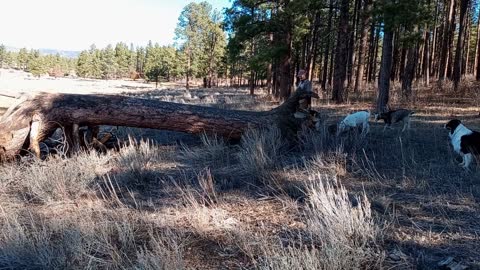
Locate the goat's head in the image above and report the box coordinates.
[373,111,387,122]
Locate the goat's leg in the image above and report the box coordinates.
[72,123,81,152]
[29,118,42,158]
[402,121,407,132]
[459,153,465,167]
[463,154,473,169]
[363,122,370,136]
[63,125,74,155]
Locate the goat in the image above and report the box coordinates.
[374,109,414,132]
[337,111,370,137]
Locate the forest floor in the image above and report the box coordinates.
[0,71,479,269]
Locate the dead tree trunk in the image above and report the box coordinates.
[0,91,318,160]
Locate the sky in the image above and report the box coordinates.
[0,0,231,51]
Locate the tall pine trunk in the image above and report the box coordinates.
[321,0,334,90]
[347,0,361,88]
[430,0,440,78]
[354,0,372,93]
[422,27,431,86]
[475,9,480,79]
[402,42,419,100]
[439,0,456,81]
[453,0,469,90]
[279,31,293,99]
[332,0,350,103]
[186,46,191,90]
[377,30,394,113]
[307,12,320,81]
[369,26,380,83]
[390,31,400,81]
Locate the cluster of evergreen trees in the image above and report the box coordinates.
[74,1,225,88]
[225,0,480,109]
[76,43,183,87]
[2,0,478,109]
[0,45,75,77]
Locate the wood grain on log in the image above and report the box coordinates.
[0,90,318,160]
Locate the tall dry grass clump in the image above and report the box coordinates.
[115,137,166,185]
[0,205,187,269]
[304,174,383,269]
[256,173,384,270]
[0,152,108,203]
[178,133,232,169]
[237,128,285,181]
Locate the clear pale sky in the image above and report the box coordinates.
[1,0,231,51]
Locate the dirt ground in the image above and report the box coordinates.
[0,68,159,108]
[1,70,480,269]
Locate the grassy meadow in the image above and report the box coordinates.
[0,76,479,269]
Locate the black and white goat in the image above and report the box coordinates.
[374,109,414,132]
[445,119,480,169]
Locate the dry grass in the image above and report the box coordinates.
[0,152,109,203]
[0,206,187,269]
[1,83,480,269]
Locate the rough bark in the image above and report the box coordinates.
[354,0,372,93]
[347,0,361,89]
[0,90,318,160]
[369,25,380,83]
[430,0,440,78]
[422,26,430,86]
[402,43,419,100]
[453,0,469,90]
[267,33,274,94]
[332,0,350,103]
[476,9,480,80]
[439,0,456,80]
[390,31,400,81]
[306,12,320,81]
[186,46,191,90]
[366,20,376,83]
[377,30,394,113]
[321,0,335,90]
[278,31,293,100]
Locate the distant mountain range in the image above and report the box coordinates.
[5,46,80,58]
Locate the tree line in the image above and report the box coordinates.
[76,1,226,88]
[226,0,480,111]
[0,45,76,77]
[2,0,479,111]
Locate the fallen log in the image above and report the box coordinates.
[0,89,318,160]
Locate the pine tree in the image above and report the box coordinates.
[101,45,118,80]
[28,50,46,77]
[76,50,92,77]
[17,48,29,70]
[115,42,131,78]
[175,2,225,89]
[0,44,6,68]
